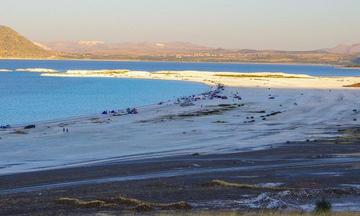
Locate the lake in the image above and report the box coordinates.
[1,59,360,125]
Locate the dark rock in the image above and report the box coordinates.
[24,125,35,129]
[268,111,282,116]
[0,125,11,129]
[127,108,138,114]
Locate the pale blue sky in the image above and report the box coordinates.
[1,0,360,50]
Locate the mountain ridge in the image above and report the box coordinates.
[322,43,360,55]
[0,25,54,59]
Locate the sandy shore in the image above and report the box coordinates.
[1,71,360,214]
[1,86,360,174]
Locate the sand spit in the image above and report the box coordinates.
[42,69,360,89]
[16,68,58,73]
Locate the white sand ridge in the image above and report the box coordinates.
[42,69,360,89]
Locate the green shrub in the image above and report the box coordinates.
[314,198,332,214]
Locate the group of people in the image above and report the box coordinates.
[102,107,139,116]
[174,83,229,107]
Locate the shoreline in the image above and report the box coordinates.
[1,85,360,174]
[1,80,210,128]
[1,72,360,213]
[0,57,345,67]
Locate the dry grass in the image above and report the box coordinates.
[56,195,191,212]
[344,83,360,88]
[207,180,289,191]
[213,74,310,79]
[56,198,114,208]
[335,128,360,145]
[154,72,179,75]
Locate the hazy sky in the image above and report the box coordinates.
[1,0,360,50]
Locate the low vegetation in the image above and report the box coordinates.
[56,195,191,212]
[344,83,360,88]
[214,74,310,79]
[314,198,332,214]
[206,179,288,191]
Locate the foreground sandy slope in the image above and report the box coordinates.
[1,82,360,174]
[2,71,360,214]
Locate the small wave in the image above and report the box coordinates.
[15,68,58,73]
[0,69,11,72]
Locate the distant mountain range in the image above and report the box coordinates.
[41,41,211,55]
[0,25,359,65]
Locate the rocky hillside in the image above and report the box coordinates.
[0,25,53,59]
[323,43,360,55]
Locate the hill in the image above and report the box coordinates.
[42,40,351,65]
[0,25,54,59]
[323,43,360,55]
[41,41,211,55]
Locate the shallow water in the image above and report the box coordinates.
[0,72,208,125]
[1,59,360,75]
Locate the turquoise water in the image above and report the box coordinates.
[1,59,360,75]
[1,59,360,125]
[0,72,208,125]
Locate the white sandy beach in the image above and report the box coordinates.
[16,68,58,73]
[42,69,360,89]
[1,70,360,175]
